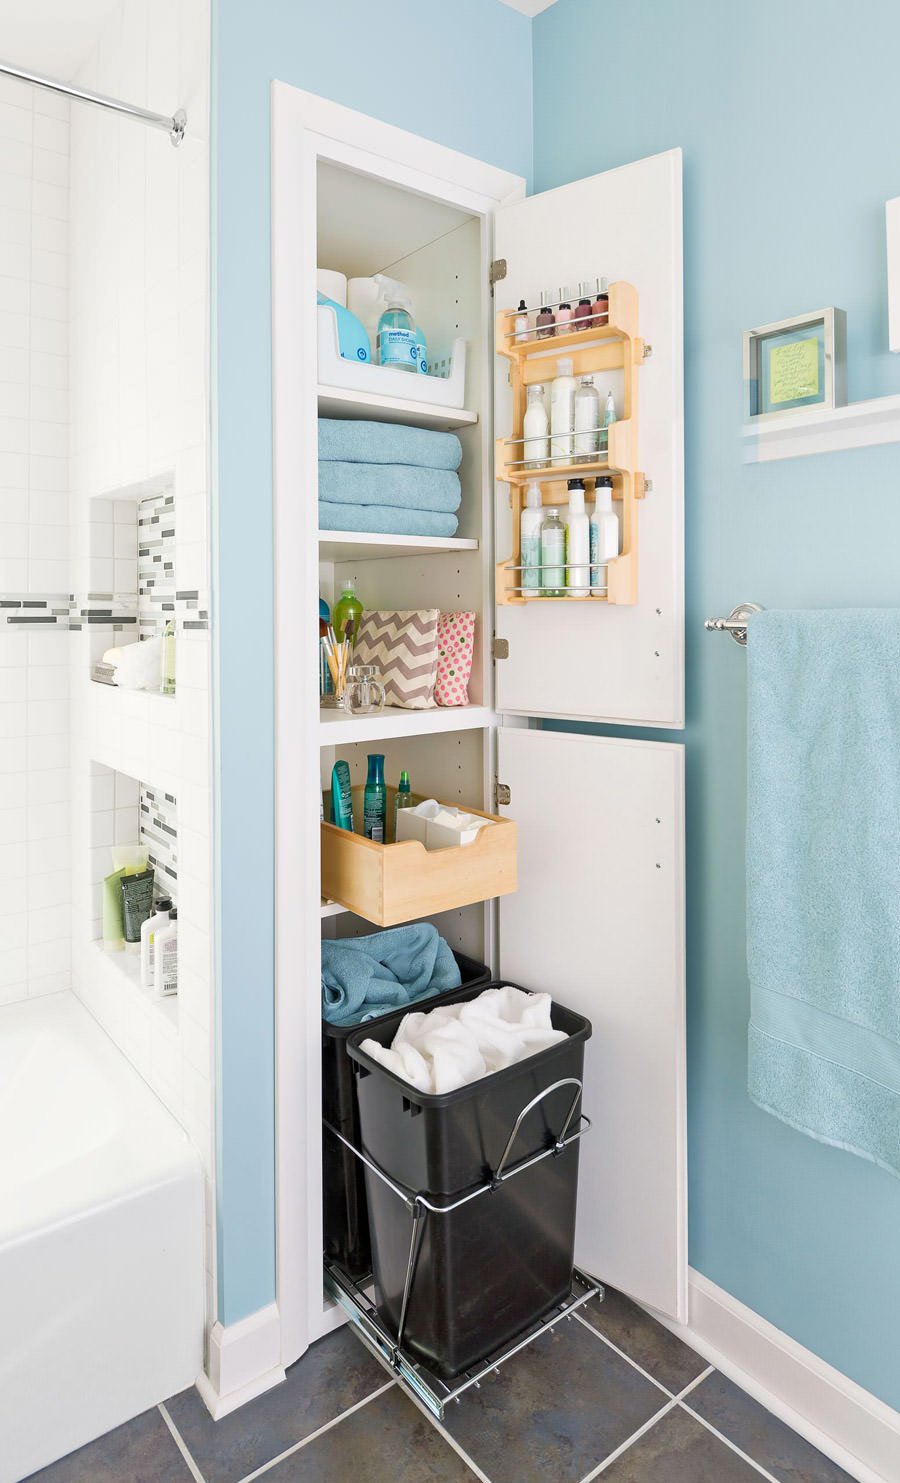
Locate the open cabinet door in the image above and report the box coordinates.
[497,727,687,1321]
[493,149,683,728]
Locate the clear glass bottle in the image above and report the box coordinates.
[363,753,387,843]
[345,664,385,715]
[573,377,600,461]
[161,619,175,696]
[523,384,549,469]
[540,506,566,597]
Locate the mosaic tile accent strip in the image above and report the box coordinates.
[0,593,209,634]
[0,594,72,625]
[139,488,176,638]
[140,783,178,903]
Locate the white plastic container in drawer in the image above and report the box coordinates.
[317,305,467,410]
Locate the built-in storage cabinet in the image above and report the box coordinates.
[272,82,685,1372]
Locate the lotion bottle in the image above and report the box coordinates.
[590,476,620,593]
[520,482,544,596]
[565,480,591,595]
[550,358,577,466]
[523,384,549,468]
[154,907,178,996]
[573,377,600,461]
[140,895,172,987]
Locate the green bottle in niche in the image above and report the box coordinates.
[161,620,175,696]
[363,753,386,843]
[333,577,363,642]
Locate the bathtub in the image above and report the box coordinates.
[0,992,205,1483]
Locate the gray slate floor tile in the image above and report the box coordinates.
[688,1372,857,1482]
[600,1405,763,1480]
[163,1326,387,1483]
[26,1408,192,1483]
[443,1313,667,1483]
[263,1385,476,1481]
[579,1286,709,1394]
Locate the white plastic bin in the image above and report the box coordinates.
[317,305,467,410]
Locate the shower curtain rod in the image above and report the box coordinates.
[0,59,186,145]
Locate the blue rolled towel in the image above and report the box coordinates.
[318,461,460,513]
[322,923,462,1027]
[318,502,458,538]
[319,418,462,471]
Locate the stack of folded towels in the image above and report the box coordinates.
[318,418,463,538]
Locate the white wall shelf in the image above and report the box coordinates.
[319,702,493,747]
[318,384,477,430]
[743,393,900,462]
[318,531,478,562]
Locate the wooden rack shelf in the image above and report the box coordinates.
[495,281,646,607]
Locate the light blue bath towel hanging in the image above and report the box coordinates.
[747,608,900,1176]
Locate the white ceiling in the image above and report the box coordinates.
[496,0,560,16]
[0,0,121,78]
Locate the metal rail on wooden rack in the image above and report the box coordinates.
[494,281,647,607]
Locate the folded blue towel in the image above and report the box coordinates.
[322,924,462,1027]
[318,462,461,513]
[747,608,900,1176]
[319,418,462,471]
[318,501,459,538]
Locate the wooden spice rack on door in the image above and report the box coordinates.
[495,280,647,605]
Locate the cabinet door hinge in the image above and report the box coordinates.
[489,258,507,295]
[495,782,511,808]
[492,637,509,660]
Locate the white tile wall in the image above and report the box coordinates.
[0,83,70,1004]
[67,0,214,1323]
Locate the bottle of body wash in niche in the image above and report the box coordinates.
[565,479,591,595]
[363,753,387,842]
[590,476,620,593]
[154,907,178,996]
[520,482,544,596]
[140,896,171,988]
[523,384,549,469]
[536,289,555,339]
[550,358,577,466]
[540,506,566,597]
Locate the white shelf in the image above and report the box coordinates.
[318,384,477,430]
[320,898,349,919]
[319,702,493,747]
[743,393,900,462]
[318,530,478,562]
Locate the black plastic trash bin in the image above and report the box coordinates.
[346,981,591,1378]
[322,950,491,1281]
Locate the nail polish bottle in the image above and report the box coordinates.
[536,289,556,339]
[592,276,609,327]
[572,282,592,333]
[556,287,574,336]
[514,299,529,343]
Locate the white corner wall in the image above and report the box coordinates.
[66,0,216,1325]
[0,76,71,1006]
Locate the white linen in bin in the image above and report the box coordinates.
[358,986,566,1095]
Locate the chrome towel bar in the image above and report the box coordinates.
[704,603,763,645]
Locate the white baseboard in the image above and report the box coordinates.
[197,1303,286,1420]
[652,1269,900,1483]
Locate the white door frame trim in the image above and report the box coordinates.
[270,80,525,1369]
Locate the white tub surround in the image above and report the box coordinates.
[0,992,204,1483]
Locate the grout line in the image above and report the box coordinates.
[235,1380,395,1483]
[575,1366,716,1483]
[572,1311,679,1399]
[578,1398,678,1483]
[402,1386,493,1483]
[158,1402,207,1483]
[681,1401,783,1483]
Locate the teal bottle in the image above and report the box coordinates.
[363,753,386,843]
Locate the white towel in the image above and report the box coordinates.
[358,986,566,1094]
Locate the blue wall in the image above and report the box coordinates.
[534,0,900,1409]
[211,0,532,1327]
